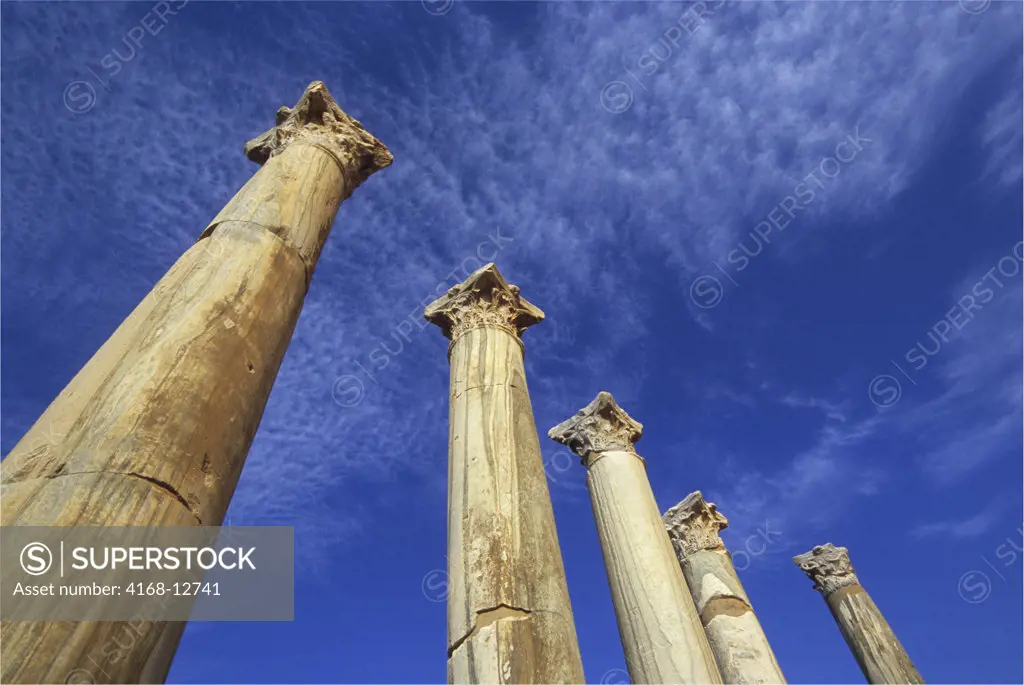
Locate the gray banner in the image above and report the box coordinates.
[2,526,293,621]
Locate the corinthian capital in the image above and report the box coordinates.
[424,263,544,343]
[548,392,643,463]
[793,543,860,595]
[244,81,393,183]
[663,491,728,558]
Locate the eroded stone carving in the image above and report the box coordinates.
[244,80,393,183]
[664,491,729,557]
[424,263,544,344]
[793,543,860,595]
[548,391,643,463]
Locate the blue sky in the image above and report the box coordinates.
[2,1,1022,682]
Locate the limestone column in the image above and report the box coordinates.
[663,492,785,684]
[1,81,391,684]
[548,392,722,685]
[793,544,923,684]
[424,263,584,684]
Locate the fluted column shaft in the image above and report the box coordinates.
[0,82,390,685]
[426,264,584,684]
[549,393,721,685]
[664,493,784,684]
[795,544,923,684]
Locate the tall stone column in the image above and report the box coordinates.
[1,82,391,684]
[549,392,721,685]
[793,544,923,684]
[424,263,584,684]
[663,492,785,684]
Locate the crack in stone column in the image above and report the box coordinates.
[447,604,532,659]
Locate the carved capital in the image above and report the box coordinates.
[793,543,860,595]
[244,81,392,185]
[424,263,544,345]
[548,392,643,464]
[663,491,728,558]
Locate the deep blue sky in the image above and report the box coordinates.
[2,1,1022,683]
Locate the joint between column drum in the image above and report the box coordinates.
[195,220,316,290]
[583,450,645,470]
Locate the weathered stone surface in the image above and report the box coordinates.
[794,544,923,684]
[426,264,584,684]
[243,80,392,172]
[3,225,307,526]
[551,394,721,685]
[664,493,785,684]
[793,543,860,596]
[204,81,392,281]
[425,261,543,349]
[664,490,728,557]
[1,81,390,684]
[548,391,642,462]
[1,473,194,684]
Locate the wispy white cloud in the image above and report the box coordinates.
[779,392,849,423]
[711,262,1021,542]
[2,1,1019,565]
[980,62,1023,187]
[911,502,1003,540]
[896,270,1023,484]
[708,410,890,542]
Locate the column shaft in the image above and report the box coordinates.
[588,452,722,684]
[794,544,923,684]
[549,392,721,685]
[825,583,922,684]
[429,265,584,684]
[1,82,390,684]
[664,492,785,684]
[681,550,784,683]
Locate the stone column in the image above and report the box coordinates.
[663,492,785,684]
[0,82,391,684]
[549,392,722,685]
[424,263,584,684]
[794,544,923,684]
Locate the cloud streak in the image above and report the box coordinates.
[2,1,1020,567]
